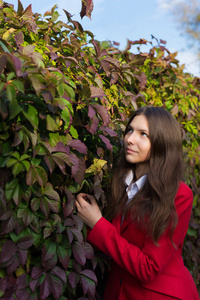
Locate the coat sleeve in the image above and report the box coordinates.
[87,182,193,284]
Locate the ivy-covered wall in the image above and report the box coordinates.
[0,1,199,298]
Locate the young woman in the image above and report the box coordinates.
[76,106,199,299]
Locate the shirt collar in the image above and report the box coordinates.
[125,170,147,190]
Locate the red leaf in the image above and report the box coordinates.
[80,0,94,19]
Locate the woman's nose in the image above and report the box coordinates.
[127,132,136,144]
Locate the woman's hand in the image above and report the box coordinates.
[75,193,102,229]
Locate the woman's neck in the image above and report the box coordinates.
[134,162,149,181]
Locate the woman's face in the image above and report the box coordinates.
[124,115,151,164]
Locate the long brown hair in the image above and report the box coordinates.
[105,106,184,244]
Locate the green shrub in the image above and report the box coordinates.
[0,1,199,298]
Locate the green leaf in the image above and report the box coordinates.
[9,98,22,119]
[12,80,24,93]
[7,72,15,81]
[47,115,59,131]
[12,161,25,176]
[22,104,39,128]
[61,107,70,126]
[69,125,78,139]
[6,84,16,101]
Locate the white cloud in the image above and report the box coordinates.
[156,0,184,11]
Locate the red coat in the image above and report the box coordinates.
[87,182,199,299]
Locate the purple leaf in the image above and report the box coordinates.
[102,56,120,69]
[51,266,66,283]
[68,272,80,288]
[31,266,44,280]
[69,152,79,177]
[88,105,96,118]
[52,142,70,154]
[100,60,111,76]
[80,276,96,296]
[91,103,110,126]
[83,242,94,260]
[51,274,63,300]
[99,134,113,150]
[100,125,117,137]
[1,214,17,234]
[40,273,52,299]
[80,0,94,19]
[80,269,97,284]
[86,115,99,134]
[63,189,74,217]
[73,214,83,231]
[29,278,40,292]
[17,249,27,266]
[44,155,55,174]
[0,241,17,263]
[68,139,87,154]
[16,273,28,290]
[68,228,83,244]
[90,86,105,98]
[72,242,86,266]
[15,288,31,300]
[73,158,86,185]
[57,245,69,270]
[0,278,6,293]
[42,240,56,262]
[7,255,20,274]
[17,236,34,250]
[92,40,101,57]
[0,54,7,75]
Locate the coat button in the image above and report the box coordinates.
[120,278,123,285]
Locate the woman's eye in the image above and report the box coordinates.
[126,128,133,133]
[141,132,148,137]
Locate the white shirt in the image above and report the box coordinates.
[121,171,147,225]
[125,170,147,204]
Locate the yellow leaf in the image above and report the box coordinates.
[15,265,26,277]
[3,28,16,41]
[86,158,107,174]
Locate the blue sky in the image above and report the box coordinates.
[8,0,200,76]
